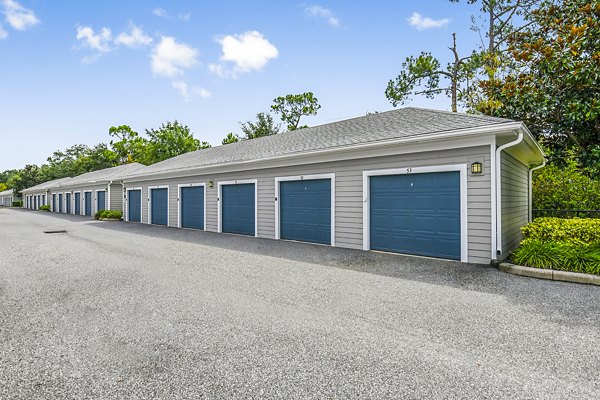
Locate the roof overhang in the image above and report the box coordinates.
[121,122,543,183]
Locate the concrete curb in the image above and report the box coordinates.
[499,262,600,286]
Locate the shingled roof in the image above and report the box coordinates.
[126,107,515,178]
[21,177,73,193]
[55,163,146,187]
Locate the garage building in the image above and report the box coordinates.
[120,108,545,264]
[0,190,20,207]
[21,177,73,211]
[47,163,146,217]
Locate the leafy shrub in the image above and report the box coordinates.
[12,201,22,207]
[533,153,600,210]
[513,217,600,275]
[521,217,600,245]
[94,210,122,220]
[39,205,50,211]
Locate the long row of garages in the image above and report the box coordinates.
[19,108,547,264]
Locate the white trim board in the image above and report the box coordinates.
[362,164,469,263]
[125,187,143,222]
[177,183,207,230]
[148,185,170,226]
[274,173,336,246]
[217,179,258,237]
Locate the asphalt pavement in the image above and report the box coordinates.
[1,208,599,399]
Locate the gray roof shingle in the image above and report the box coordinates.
[57,163,146,187]
[130,107,514,177]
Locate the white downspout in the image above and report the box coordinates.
[108,180,112,210]
[528,160,547,222]
[495,131,523,258]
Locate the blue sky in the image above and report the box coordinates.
[0,0,483,171]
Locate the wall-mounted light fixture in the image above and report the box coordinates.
[471,161,483,174]
[208,180,214,188]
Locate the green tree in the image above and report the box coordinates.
[0,169,18,188]
[222,132,239,145]
[144,121,211,164]
[109,125,148,164]
[387,1,535,111]
[7,164,40,194]
[533,151,600,210]
[0,183,7,192]
[239,112,281,139]
[477,0,600,174]
[271,92,321,130]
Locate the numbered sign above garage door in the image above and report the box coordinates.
[364,166,467,262]
[219,181,256,236]
[276,175,334,246]
[150,187,168,226]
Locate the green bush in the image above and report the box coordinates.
[513,217,600,275]
[12,201,22,207]
[533,153,600,210]
[39,205,50,211]
[521,217,600,245]
[94,210,122,220]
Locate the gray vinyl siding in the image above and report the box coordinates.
[500,152,529,258]
[124,145,493,264]
[109,183,124,212]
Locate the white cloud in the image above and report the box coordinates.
[0,24,7,39]
[115,23,152,48]
[2,0,39,31]
[76,25,112,53]
[211,31,278,77]
[304,5,340,27]
[178,13,191,22]
[152,7,168,18]
[407,12,450,30]
[151,36,198,77]
[172,80,211,101]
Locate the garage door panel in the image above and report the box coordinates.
[97,191,106,212]
[370,171,461,260]
[150,188,168,226]
[181,186,204,230]
[279,179,331,245]
[222,183,255,236]
[128,190,141,223]
[74,193,81,215]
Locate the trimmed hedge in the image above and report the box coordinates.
[39,205,50,211]
[512,217,600,275]
[521,217,600,245]
[94,210,122,220]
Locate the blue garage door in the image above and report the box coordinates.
[280,179,331,245]
[84,192,92,216]
[97,191,106,212]
[34,196,37,210]
[66,193,71,214]
[128,190,141,222]
[370,171,461,260]
[37,195,40,209]
[180,186,204,230]
[42,194,45,207]
[151,188,168,226]
[58,194,63,213]
[221,183,255,236]
[52,194,56,212]
[74,192,81,215]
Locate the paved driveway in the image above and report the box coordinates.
[1,208,599,399]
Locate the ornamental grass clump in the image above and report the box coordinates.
[512,218,600,275]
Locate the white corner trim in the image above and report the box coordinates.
[495,131,523,257]
[362,164,469,263]
[274,173,336,246]
[217,179,258,237]
[125,187,142,222]
[177,183,207,230]
[148,185,170,226]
